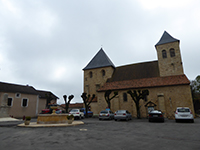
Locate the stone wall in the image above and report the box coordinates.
[96,84,194,119]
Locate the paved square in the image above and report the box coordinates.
[0,118,200,150]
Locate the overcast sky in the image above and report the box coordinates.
[0,0,200,104]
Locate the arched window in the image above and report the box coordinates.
[162,50,167,58]
[89,71,93,78]
[123,93,127,102]
[170,48,175,57]
[102,70,105,77]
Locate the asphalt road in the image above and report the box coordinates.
[0,118,200,150]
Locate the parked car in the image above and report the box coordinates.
[175,107,194,123]
[55,109,62,114]
[148,110,164,122]
[99,110,114,120]
[69,109,84,119]
[80,108,93,117]
[40,109,51,114]
[114,110,132,121]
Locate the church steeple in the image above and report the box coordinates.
[155,31,183,77]
[83,48,115,70]
[155,31,179,46]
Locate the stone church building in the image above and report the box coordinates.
[83,31,194,119]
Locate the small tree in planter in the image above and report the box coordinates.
[66,114,74,124]
[23,116,31,125]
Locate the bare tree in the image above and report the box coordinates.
[127,89,149,119]
[81,93,95,118]
[104,90,118,109]
[63,95,74,113]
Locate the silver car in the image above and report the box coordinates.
[175,107,194,123]
[99,110,114,120]
[114,110,132,121]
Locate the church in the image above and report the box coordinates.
[83,31,194,119]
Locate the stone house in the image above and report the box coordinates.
[83,31,194,118]
[0,81,58,118]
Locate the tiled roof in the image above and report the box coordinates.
[61,103,84,108]
[155,31,179,46]
[108,61,159,82]
[83,48,115,70]
[0,81,38,95]
[98,75,190,91]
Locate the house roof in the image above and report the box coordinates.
[37,90,59,99]
[155,31,179,46]
[0,81,38,95]
[108,61,159,82]
[98,75,190,91]
[83,48,115,70]
[0,81,59,99]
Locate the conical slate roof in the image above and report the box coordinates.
[83,48,115,70]
[155,31,179,46]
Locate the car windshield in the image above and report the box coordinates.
[70,109,78,112]
[100,111,108,114]
[177,108,190,112]
[117,110,125,113]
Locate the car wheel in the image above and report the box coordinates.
[149,119,151,122]
[191,119,194,123]
[115,119,117,121]
[99,118,102,120]
[175,119,178,123]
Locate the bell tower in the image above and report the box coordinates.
[83,48,115,96]
[155,31,184,77]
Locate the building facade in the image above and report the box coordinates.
[0,82,58,118]
[83,31,194,118]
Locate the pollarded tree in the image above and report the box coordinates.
[81,93,95,118]
[127,89,149,119]
[104,90,118,109]
[63,95,74,113]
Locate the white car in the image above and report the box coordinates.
[69,109,84,119]
[175,107,194,123]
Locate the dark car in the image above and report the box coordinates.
[80,108,93,117]
[148,110,164,122]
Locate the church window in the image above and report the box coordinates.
[89,71,93,78]
[170,48,175,57]
[162,50,167,58]
[102,70,105,77]
[7,98,13,106]
[123,93,127,102]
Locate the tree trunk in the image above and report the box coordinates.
[65,103,69,113]
[108,100,111,109]
[85,105,89,118]
[136,102,141,119]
